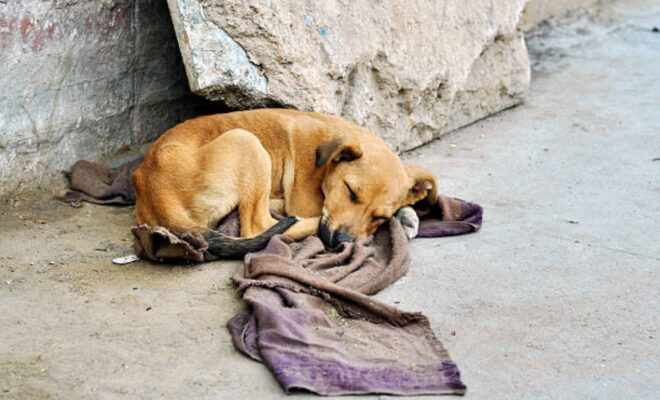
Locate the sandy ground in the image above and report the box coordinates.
[1,2,659,399]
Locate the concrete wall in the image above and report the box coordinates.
[523,0,601,28]
[0,0,224,197]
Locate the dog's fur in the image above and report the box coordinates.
[133,109,438,255]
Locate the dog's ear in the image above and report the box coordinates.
[315,138,363,168]
[405,165,439,205]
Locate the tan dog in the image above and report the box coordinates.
[132,109,437,257]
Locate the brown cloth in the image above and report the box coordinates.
[131,196,481,396]
[227,218,467,395]
[132,212,242,263]
[56,158,142,205]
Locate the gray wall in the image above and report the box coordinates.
[0,0,225,197]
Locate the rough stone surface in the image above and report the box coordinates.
[166,0,270,108]
[168,0,531,152]
[0,0,224,197]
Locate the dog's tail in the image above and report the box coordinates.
[204,216,298,258]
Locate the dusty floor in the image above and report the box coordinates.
[1,2,659,399]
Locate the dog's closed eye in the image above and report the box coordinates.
[345,182,358,203]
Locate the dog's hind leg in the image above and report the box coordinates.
[227,131,281,238]
[194,129,281,237]
[239,183,280,238]
[268,198,286,215]
[196,128,311,241]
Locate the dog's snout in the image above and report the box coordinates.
[332,230,351,245]
[319,219,353,248]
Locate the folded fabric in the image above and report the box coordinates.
[132,211,241,263]
[131,195,481,396]
[228,218,468,395]
[56,158,142,205]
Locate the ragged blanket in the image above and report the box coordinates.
[59,158,483,396]
[228,217,470,396]
[131,196,481,396]
[57,158,143,205]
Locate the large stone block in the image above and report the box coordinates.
[168,0,531,151]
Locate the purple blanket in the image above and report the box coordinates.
[57,158,142,205]
[224,196,481,396]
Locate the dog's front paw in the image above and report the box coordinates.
[395,206,419,240]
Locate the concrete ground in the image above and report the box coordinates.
[1,2,658,399]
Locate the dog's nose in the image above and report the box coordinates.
[319,220,352,248]
[332,230,352,245]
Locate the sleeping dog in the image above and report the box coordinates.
[132,109,437,257]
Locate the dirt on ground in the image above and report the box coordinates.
[0,193,250,399]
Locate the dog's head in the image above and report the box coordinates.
[316,137,438,247]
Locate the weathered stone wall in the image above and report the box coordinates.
[2,0,596,197]
[168,0,531,152]
[0,0,222,197]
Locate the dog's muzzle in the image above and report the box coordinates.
[319,216,352,248]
